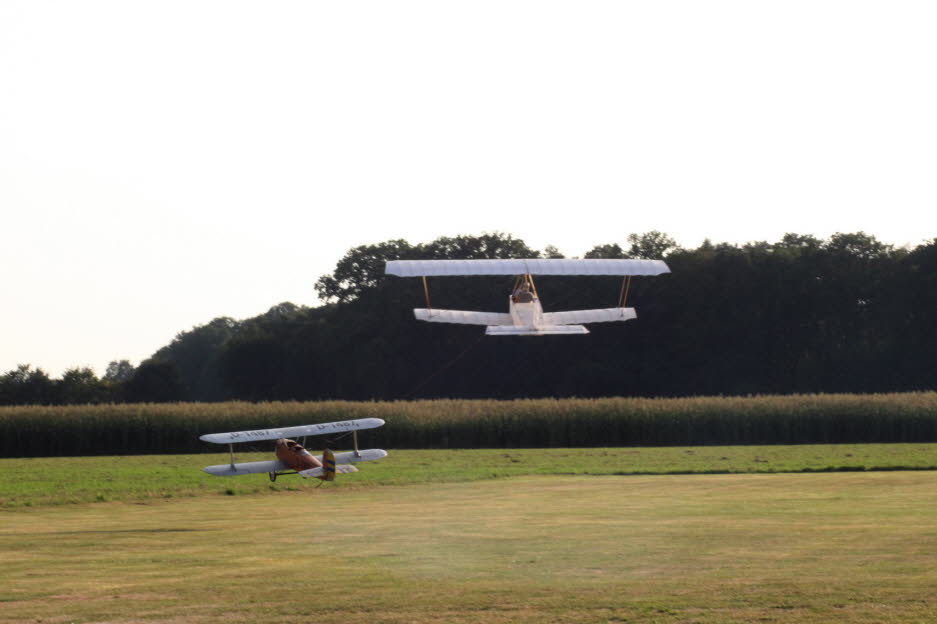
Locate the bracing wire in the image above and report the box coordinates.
[404,333,486,399]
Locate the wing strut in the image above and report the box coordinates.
[229,444,235,470]
[617,275,632,307]
[422,276,432,310]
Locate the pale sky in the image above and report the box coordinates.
[1,1,935,376]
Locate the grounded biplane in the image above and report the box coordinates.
[201,418,387,482]
[385,258,670,336]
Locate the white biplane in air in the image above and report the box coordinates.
[385,258,670,336]
[201,418,387,482]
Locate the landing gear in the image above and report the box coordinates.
[269,470,297,481]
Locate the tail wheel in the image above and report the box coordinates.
[268,472,277,482]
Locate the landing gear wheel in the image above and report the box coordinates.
[268,472,277,482]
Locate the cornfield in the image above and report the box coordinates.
[3,393,937,457]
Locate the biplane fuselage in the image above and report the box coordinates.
[496,294,588,335]
[510,297,541,328]
[274,438,322,473]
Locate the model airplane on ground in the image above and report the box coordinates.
[385,258,670,336]
[201,418,387,482]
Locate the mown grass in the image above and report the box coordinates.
[5,393,937,457]
[3,443,937,508]
[3,472,937,623]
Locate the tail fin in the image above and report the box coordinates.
[322,448,336,481]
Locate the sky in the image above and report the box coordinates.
[1,0,936,377]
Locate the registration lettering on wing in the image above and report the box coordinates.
[316,420,360,431]
[228,430,273,440]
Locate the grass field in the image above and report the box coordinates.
[5,446,937,622]
[3,472,937,623]
[4,443,937,508]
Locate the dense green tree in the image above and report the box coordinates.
[422,232,539,260]
[898,239,937,388]
[627,231,680,259]
[315,233,540,304]
[0,365,56,405]
[5,231,936,405]
[314,239,417,303]
[103,360,136,384]
[151,317,240,400]
[180,232,937,400]
[542,245,565,259]
[584,243,625,259]
[56,367,109,405]
[123,361,185,403]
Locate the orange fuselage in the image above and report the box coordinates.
[274,438,323,472]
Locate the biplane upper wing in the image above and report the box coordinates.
[542,307,637,325]
[414,308,512,326]
[386,258,670,276]
[199,418,385,445]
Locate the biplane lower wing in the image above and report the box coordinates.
[414,308,512,326]
[202,449,388,477]
[203,459,287,476]
[542,307,637,325]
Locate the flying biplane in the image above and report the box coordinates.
[201,418,387,482]
[385,258,670,336]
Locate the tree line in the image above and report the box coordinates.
[3,231,936,405]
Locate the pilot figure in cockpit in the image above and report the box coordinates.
[512,281,534,303]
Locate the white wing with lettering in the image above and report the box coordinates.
[199,418,385,444]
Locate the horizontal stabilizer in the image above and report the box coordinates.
[542,307,636,325]
[299,464,359,479]
[486,325,589,336]
[414,308,512,326]
[200,418,385,445]
[322,448,387,464]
